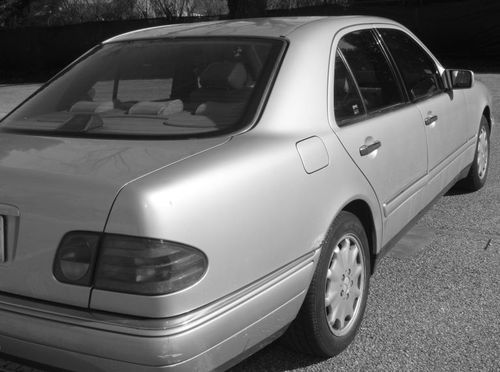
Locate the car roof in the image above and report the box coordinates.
[105,16,398,43]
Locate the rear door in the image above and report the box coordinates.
[377,28,468,197]
[330,28,429,245]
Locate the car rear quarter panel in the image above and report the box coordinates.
[94,28,382,318]
[94,131,379,317]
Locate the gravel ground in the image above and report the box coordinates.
[0,75,498,371]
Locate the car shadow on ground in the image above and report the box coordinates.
[229,340,327,371]
[444,183,476,196]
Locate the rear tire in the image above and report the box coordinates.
[284,211,370,357]
[460,116,490,191]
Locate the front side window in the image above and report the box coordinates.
[338,30,404,113]
[1,38,284,137]
[379,28,443,101]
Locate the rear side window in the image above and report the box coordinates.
[334,53,366,124]
[338,30,404,113]
[379,28,443,101]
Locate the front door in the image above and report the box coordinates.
[378,28,468,197]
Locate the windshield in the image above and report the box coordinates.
[1,37,284,138]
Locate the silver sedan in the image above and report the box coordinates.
[0,16,493,371]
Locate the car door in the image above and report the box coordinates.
[377,28,469,197]
[330,28,429,245]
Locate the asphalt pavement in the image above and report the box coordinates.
[0,75,498,371]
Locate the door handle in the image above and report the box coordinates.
[359,140,381,156]
[425,115,438,126]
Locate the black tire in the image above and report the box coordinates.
[283,211,370,357]
[460,116,490,191]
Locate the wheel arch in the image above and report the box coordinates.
[483,106,492,132]
[342,199,377,275]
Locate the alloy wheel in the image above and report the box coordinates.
[325,234,365,336]
[477,126,489,180]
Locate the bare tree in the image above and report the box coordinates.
[267,0,351,8]
[191,0,227,16]
[0,0,231,27]
[147,0,201,18]
[227,0,267,18]
[54,0,141,23]
[0,0,50,27]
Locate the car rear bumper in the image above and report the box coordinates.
[0,250,318,371]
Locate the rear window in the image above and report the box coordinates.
[1,37,284,138]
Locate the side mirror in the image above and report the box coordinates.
[443,69,474,90]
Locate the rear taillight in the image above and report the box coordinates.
[94,234,207,295]
[53,231,100,286]
[53,232,207,295]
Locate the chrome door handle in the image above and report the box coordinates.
[425,115,438,126]
[359,140,381,156]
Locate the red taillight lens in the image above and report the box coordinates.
[94,234,207,295]
[53,232,100,285]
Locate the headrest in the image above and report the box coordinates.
[128,99,183,116]
[70,101,114,113]
[200,62,248,90]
